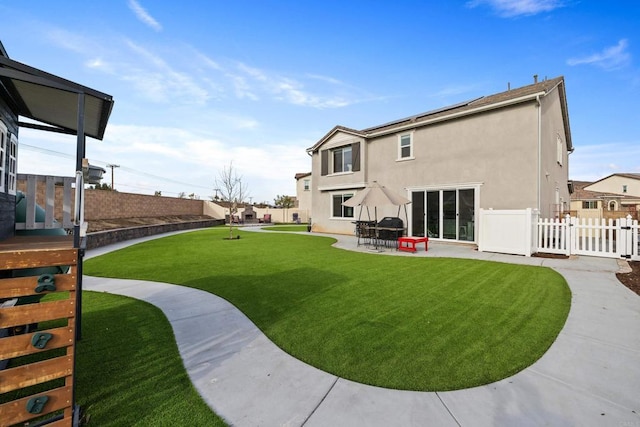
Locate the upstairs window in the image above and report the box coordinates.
[623,185,628,193]
[398,133,413,160]
[333,145,352,173]
[304,179,310,191]
[320,142,360,176]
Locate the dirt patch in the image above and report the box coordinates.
[616,261,640,297]
[532,252,570,259]
[87,215,214,233]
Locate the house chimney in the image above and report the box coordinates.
[533,74,538,84]
[507,82,511,90]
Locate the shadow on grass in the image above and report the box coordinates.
[76,292,225,426]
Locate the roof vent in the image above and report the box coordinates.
[533,74,538,84]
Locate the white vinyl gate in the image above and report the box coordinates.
[537,215,640,260]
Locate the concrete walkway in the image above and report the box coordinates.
[84,229,640,427]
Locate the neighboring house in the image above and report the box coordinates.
[584,173,640,197]
[307,76,573,241]
[295,172,312,215]
[570,178,640,220]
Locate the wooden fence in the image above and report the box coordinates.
[0,244,78,426]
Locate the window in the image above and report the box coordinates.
[332,145,352,173]
[556,136,563,166]
[623,185,628,193]
[582,201,597,209]
[0,121,6,193]
[320,142,360,176]
[7,135,18,196]
[332,193,354,218]
[398,133,413,160]
[303,179,310,191]
[8,134,17,195]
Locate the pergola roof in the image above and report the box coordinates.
[0,44,113,140]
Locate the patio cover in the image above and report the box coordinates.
[0,48,114,140]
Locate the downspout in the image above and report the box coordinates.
[536,94,542,214]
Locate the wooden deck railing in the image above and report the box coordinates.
[16,174,75,231]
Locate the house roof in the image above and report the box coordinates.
[295,172,312,180]
[308,76,572,154]
[0,41,114,140]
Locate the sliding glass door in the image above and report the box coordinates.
[410,188,476,241]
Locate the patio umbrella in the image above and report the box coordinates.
[342,181,411,221]
[343,182,411,248]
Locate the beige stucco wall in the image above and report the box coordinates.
[311,132,366,234]
[540,88,571,217]
[586,176,640,197]
[310,90,571,235]
[570,200,603,219]
[295,175,312,218]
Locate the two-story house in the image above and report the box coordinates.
[307,76,573,242]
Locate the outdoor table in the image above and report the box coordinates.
[398,236,429,252]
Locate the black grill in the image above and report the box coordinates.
[376,217,404,243]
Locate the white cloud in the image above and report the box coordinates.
[466,0,564,17]
[120,40,210,104]
[127,0,162,32]
[567,39,631,70]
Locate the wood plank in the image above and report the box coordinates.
[0,326,74,359]
[0,299,75,329]
[0,249,77,270]
[0,385,72,427]
[0,235,75,252]
[0,274,76,299]
[0,355,73,393]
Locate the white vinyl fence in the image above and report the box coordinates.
[537,214,639,260]
[479,209,639,260]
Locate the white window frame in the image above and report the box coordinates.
[332,145,353,174]
[397,132,414,161]
[8,134,17,195]
[303,179,310,191]
[582,200,597,209]
[0,121,6,193]
[331,192,354,219]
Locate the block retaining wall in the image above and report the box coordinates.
[86,219,223,249]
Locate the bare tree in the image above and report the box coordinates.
[215,162,249,239]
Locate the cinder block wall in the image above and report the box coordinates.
[84,190,204,219]
[17,179,208,220]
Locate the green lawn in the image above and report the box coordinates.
[84,227,571,391]
[75,292,226,426]
[1,291,225,425]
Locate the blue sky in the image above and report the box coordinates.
[2,0,639,202]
